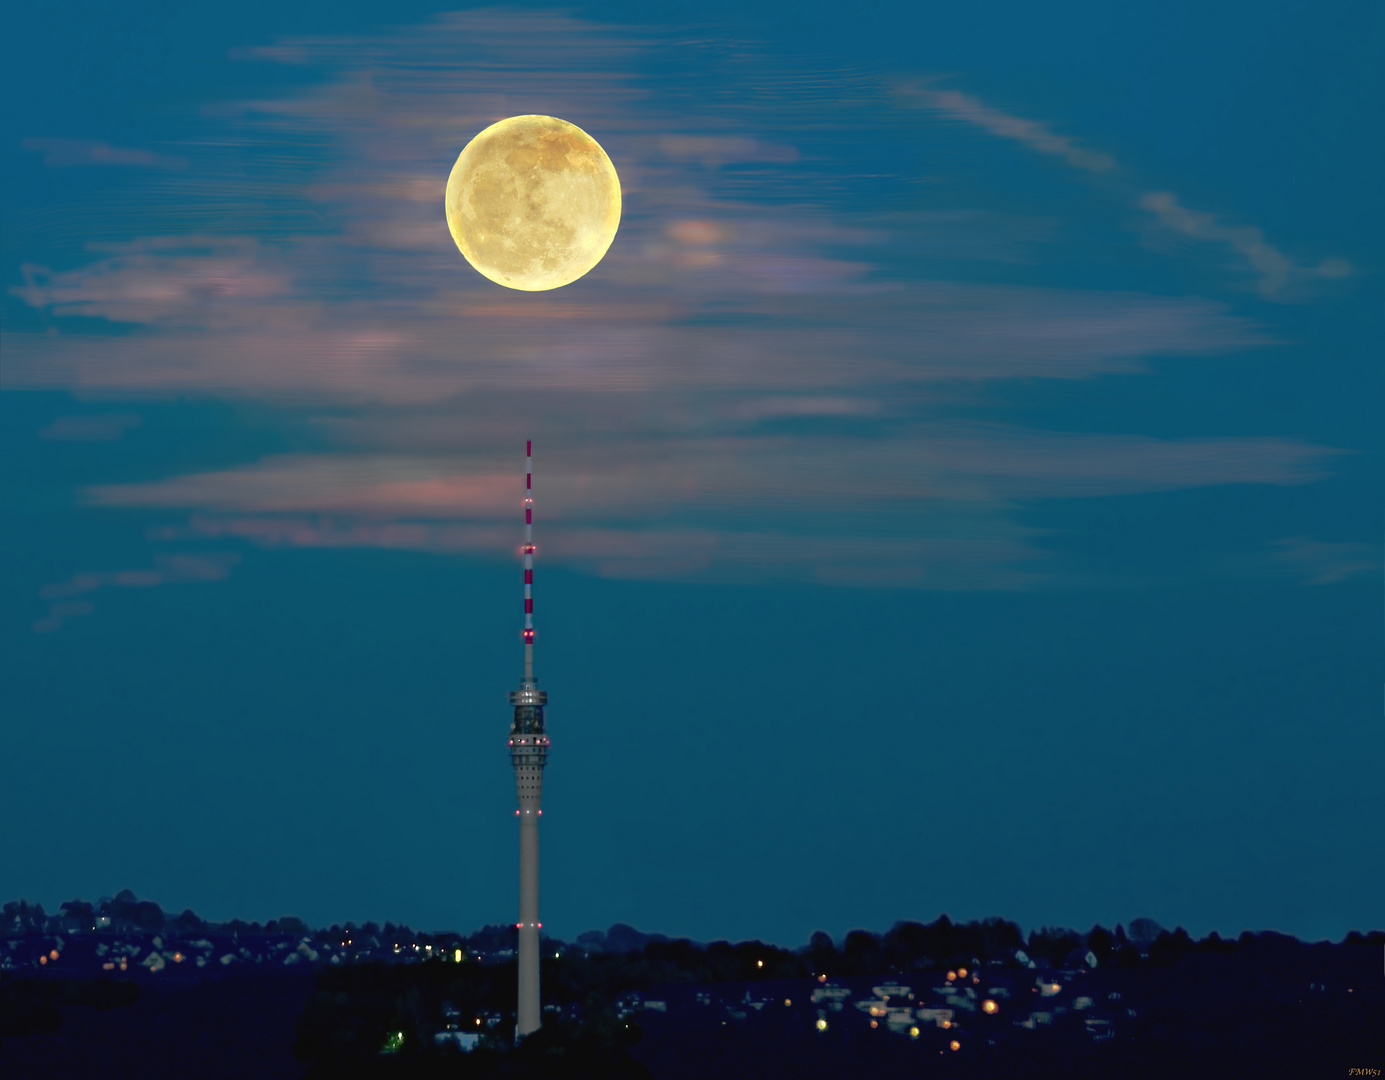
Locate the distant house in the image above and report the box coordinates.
[871,984,912,999]
[916,1007,955,1027]
[884,1007,915,1033]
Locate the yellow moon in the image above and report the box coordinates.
[445,115,621,291]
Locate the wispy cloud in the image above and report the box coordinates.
[39,413,142,442]
[33,553,241,634]
[13,237,294,330]
[84,428,1338,588]
[88,431,1338,518]
[1,280,1264,402]
[1268,537,1380,586]
[913,87,1116,174]
[900,83,1352,299]
[156,515,1045,590]
[21,137,188,170]
[1139,191,1352,297]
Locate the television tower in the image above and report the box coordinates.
[508,439,549,1039]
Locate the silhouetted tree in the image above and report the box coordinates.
[1198,929,1237,954]
[465,924,519,955]
[10,901,49,932]
[1086,924,1113,963]
[1127,916,1164,947]
[278,916,310,937]
[103,890,163,932]
[1028,926,1082,967]
[978,916,1023,959]
[918,914,958,963]
[702,941,740,981]
[802,930,838,975]
[881,921,936,971]
[1148,926,1194,965]
[59,900,95,932]
[842,929,882,974]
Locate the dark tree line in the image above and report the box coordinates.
[2,891,316,939]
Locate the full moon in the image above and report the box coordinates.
[445,115,621,291]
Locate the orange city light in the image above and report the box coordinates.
[950,1039,961,1051]
[982,999,999,1014]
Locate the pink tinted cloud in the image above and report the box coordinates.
[5,13,1268,406]
[82,426,1339,590]
[13,237,296,330]
[89,457,514,517]
[157,515,1044,591]
[723,397,882,421]
[3,9,1352,593]
[1,284,1262,405]
[39,414,142,442]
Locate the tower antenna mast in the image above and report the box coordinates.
[508,439,549,1039]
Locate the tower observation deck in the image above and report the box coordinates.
[508,440,549,1039]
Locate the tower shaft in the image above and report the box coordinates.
[508,440,548,1039]
[517,809,540,1033]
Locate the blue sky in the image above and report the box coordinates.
[2,0,1380,944]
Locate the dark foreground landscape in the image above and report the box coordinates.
[2,895,1380,1079]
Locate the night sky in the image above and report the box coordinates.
[2,0,1380,947]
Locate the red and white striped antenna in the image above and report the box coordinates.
[522,439,535,680]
